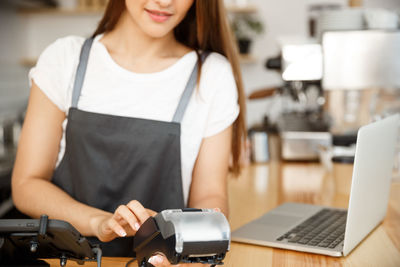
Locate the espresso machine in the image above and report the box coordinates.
[264,28,400,161]
[265,38,332,160]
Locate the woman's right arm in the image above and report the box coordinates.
[11,82,151,241]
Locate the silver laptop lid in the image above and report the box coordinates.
[343,114,399,256]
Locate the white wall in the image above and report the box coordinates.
[364,0,400,9]
[0,4,101,64]
[0,6,25,65]
[22,13,101,59]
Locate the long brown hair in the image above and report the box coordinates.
[93,0,246,175]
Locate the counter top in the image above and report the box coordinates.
[45,162,400,266]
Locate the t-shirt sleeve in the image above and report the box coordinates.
[28,37,80,113]
[202,55,240,138]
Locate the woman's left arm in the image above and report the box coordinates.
[188,125,232,217]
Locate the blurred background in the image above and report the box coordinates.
[0,0,399,218]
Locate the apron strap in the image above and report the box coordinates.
[71,37,94,108]
[172,52,210,123]
[72,39,210,118]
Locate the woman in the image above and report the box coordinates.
[11,0,245,265]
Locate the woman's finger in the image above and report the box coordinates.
[126,200,150,224]
[146,208,158,217]
[114,205,141,232]
[107,217,127,237]
[148,254,168,266]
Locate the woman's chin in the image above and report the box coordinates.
[144,28,174,39]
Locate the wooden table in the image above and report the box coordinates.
[46,162,400,266]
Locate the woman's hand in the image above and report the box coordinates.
[90,200,156,242]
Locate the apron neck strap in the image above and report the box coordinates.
[172,51,210,123]
[71,37,94,108]
[71,38,211,120]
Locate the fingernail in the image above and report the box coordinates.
[134,223,140,231]
[148,256,156,265]
[119,229,127,237]
[148,255,163,265]
[155,255,163,264]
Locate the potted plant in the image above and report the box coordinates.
[231,14,264,54]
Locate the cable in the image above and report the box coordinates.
[91,247,102,267]
[125,258,136,267]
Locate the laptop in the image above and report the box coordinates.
[232,114,399,257]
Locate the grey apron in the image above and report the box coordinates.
[51,37,208,256]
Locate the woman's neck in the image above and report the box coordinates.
[99,11,192,73]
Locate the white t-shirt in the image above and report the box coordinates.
[29,35,239,205]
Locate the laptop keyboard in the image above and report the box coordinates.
[276,209,347,249]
